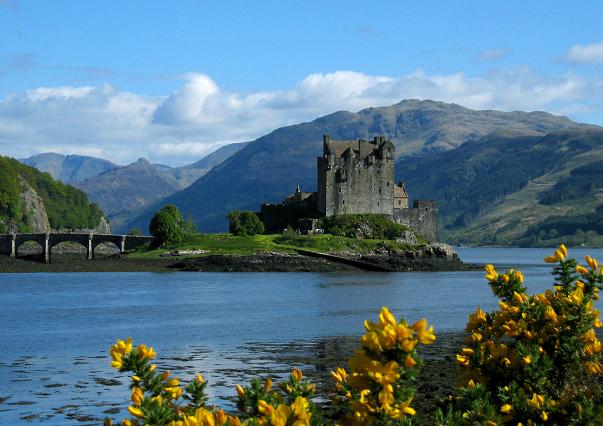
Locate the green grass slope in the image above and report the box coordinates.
[0,156,105,232]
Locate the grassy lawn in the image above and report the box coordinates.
[130,233,421,258]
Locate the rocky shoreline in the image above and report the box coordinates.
[0,244,479,273]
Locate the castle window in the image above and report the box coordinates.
[387,182,390,187]
[342,200,345,205]
[379,188,382,194]
[398,200,401,205]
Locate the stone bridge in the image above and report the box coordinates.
[0,233,154,263]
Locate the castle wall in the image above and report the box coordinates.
[393,200,438,243]
[260,193,319,233]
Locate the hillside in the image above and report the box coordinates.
[20,153,117,183]
[157,141,250,189]
[396,129,603,246]
[0,156,106,233]
[123,99,591,233]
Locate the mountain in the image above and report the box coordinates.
[123,99,592,233]
[0,156,109,233]
[396,129,603,246]
[20,153,117,183]
[73,158,186,230]
[185,141,250,170]
[157,141,250,189]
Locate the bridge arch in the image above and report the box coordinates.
[49,240,90,260]
[91,239,122,258]
[15,239,44,256]
[14,234,50,262]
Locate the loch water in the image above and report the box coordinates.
[1,247,602,425]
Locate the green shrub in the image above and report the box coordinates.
[227,210,264,236]
[318,214,409,240]
[149,205,196,246]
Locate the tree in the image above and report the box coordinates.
[149,205,188,246]
[227,210,264,236]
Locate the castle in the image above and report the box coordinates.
[259,135,438,242]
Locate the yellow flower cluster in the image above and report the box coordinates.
[256,396,312,426]
[454,245,603,424]
[168,408,242,426]
[110,337,133,369]
[331,307,435,424]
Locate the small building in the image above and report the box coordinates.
[258,135,438,242]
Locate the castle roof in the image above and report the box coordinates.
[324,135,393,160]
[394,183,408,198]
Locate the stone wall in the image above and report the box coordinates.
[393,200,438,243]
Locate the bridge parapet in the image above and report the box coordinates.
[0,233,154,263]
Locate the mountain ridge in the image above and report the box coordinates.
[121,99,596,233]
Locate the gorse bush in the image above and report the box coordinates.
[105,246,603,426]
[331,309,436,425]
[437,244,603,425]
[105,307,435,426]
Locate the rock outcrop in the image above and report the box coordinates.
[19,177,51,233]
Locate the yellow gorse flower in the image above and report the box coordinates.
[109,337,133,369]
[544,244,567,263]
[586,255,599,270]
[131,386,143,406]
[485,264,498,281]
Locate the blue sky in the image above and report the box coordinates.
[1,0,603,165]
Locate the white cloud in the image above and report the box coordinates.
[566,41,603,64]
[1,68,602,166]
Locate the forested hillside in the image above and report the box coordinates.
[0,156,105,232]
[396,129,603,246]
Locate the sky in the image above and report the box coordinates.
[1,0,603,166]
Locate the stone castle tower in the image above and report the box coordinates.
[317,135,406,216]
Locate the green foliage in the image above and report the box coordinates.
[0,156,103,231]
[318,214,410,240]
[149,205,196,246]
[0,157,22,232]
[228,210,264,236]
